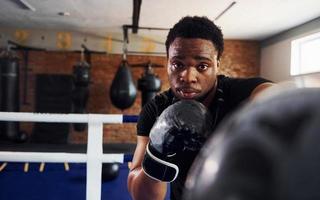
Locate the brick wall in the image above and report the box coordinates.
[17,40,260,144]
[219,40,260,77]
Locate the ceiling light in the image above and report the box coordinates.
[58,12,71,16]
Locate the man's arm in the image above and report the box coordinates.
[127,135,167,200]
[249,82,275,100]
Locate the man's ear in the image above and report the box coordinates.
[217,60,220,67]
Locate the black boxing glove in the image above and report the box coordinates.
[142,100,214,182]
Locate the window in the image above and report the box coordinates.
[291,31,320,76]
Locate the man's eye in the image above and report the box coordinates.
[197,64,208,71]
[172,62,184,70]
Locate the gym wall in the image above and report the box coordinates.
[260,17,320,82]
[14,40,260,144]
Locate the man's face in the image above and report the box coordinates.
[167,37,219,101]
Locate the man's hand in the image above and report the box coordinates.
[142,100,214,182]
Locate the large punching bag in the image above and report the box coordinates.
[0,50,26,142]
[72,61,90,131]
[184,87,320,200]
[110,60,137,110]
[138,67,161,106]
[101,163,120,182]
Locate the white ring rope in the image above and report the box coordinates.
[0,112,131,200]
[0,111,123,123]
[0,152,124,163]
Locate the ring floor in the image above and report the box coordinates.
[0,143,170,200]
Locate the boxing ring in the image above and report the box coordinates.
[0,112,138,200]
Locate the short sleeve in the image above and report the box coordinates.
[136,89,174,137]
[226,77,272,107]
[136,101,158,136]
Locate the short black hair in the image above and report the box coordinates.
[165,16,224,60]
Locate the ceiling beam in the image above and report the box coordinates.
[11,0,36,11]
[214,1,236,21]
[132,0,142,33]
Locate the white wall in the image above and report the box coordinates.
[260,17,320,82]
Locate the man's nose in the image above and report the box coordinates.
[179,67,197,83]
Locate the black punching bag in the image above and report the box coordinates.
[101,163,120,182]
[138,68,161,106]
[110,60,137,109]
[72,61,90,131]
[0,51,25,141]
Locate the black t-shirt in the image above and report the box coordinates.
[136,75,271,200]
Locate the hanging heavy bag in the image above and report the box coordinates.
[73,61,90,87]
[0,51,26,141]
[72,61,90,131]
[101,163,120,182]
[138,72,161,106]
[110,60,137,110]
[183,88,320,200]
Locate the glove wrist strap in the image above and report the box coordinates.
[142,144,179,182]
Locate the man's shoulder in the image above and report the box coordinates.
[216,74,272,105]
[137,89,174,136]
[153,89,174,107]
[141,89,174,115]
[218,74,271,88]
